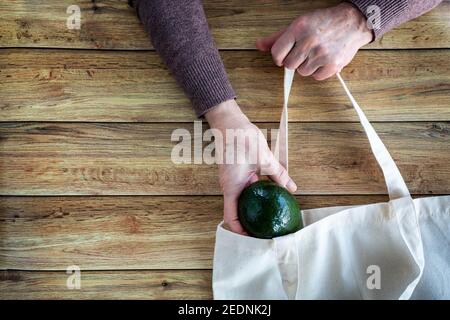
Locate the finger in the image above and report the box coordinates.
[264,154,297,193]
[283,43,310,70]
[222,220,248,236]
[223,194,248,235]
[297,56,323,77]
[256,28,286,52]
[247,173,259,186]
[225,220,248,236]
[312,64,339,81]
[270,31,296,67]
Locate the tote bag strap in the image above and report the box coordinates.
[282,69,423,299]
[279,70,410,199]
[274,68,295,172]
[334,74,424,299]
[336,74,411,200]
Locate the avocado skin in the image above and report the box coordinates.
[238,180,303,239]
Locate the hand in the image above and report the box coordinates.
[205,100,297,234]
[256,3,373,80]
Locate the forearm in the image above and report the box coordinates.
[347,0,443,39]
[130,0,236,117]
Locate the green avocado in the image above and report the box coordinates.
[238,180,303,239]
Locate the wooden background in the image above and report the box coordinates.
[0,0,449,299]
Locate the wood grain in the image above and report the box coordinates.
[1,49,449,122]
[0,270,212,299]
[2,0,449,301]
[0,122,449,196]
[0,195,391,270]
[1,0,449,49]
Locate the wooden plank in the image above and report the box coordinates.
[0,270,212,299]
[1,0,449,49]
[1,122,449,196]
[1,49,449,122]
[0,195,391,270]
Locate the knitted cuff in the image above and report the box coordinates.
[177,53,236,118]
[346,0,408,39]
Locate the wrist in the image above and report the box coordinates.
[337,2,374,45]
[204,99,248,130]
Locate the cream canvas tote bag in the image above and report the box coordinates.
[213,70,450,300]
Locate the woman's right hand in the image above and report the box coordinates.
[256,3,373,80]
[205,99,297,234]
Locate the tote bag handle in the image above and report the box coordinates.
[335,73,411,200]
[280,69,411,200]
[335,73,424,299]
[275,68,411,200]
[281,69,423,299]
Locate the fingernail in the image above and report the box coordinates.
[286,179,297,193]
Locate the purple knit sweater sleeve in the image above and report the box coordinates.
[130,0,235,117]
[130,0,443,117]
[347,0,443,38]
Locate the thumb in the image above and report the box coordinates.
[256,29,286,52]
[247,172,259,186]
[264,155,297,193]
